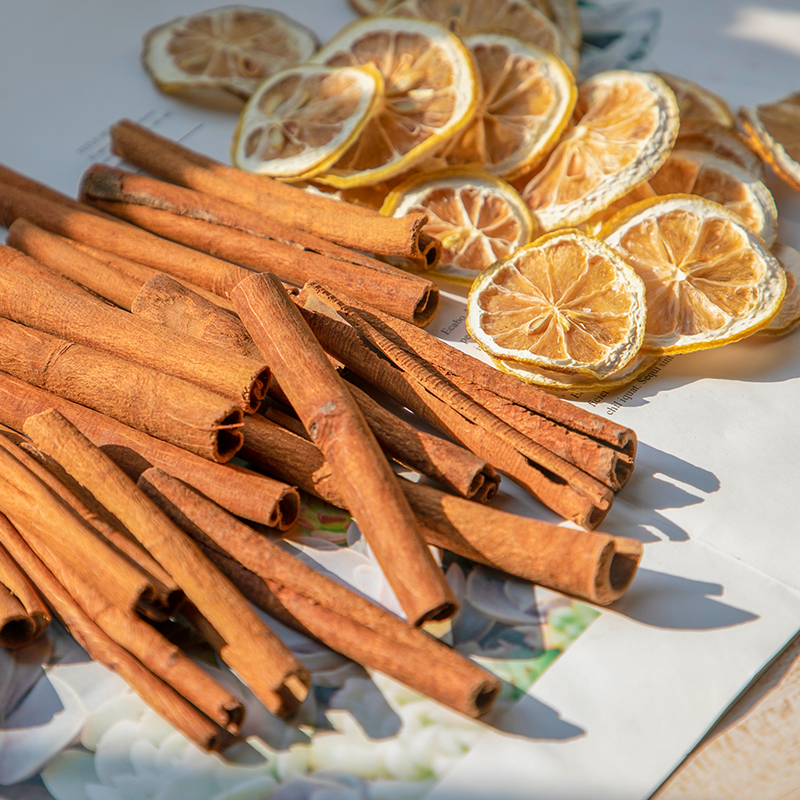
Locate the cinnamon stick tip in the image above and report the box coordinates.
[594,537,643,605]
[0,614,39,649]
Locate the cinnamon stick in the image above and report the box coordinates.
[0,372,299,530]
[0,316,244,462]
[0,435,158,616]
[7,437,183,616]
[0,512,231,751]
[23,409,311,718]
[139,467,501,718]
[237,412,640,604]
[80,164,440,326]
[299,287,613,529]
[231,273,457,626]
[15,526,243,732]
[0,542,50,649]
[110,119,441,266]
[0,246,270,412]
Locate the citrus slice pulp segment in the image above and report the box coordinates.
[381,0,577,74]
[760,243,800,337]
[142,6,319,99]
[437,34,576,180]
[521,70,680,231]
[310,17,479,188]
[602,195,786,354]
[739,93,800,193]
[467,230,647,378]
[675,120,765,180]
[656,72,735,127]
[647,150,778,246]
[231,64,383,179]
[381,169,537,283]
[493,351,658,392]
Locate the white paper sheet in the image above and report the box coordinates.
[1,2,800,799]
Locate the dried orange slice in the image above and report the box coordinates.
[381,168,538,283]
[467,229,647,378]
[521,70,679,231]
[381,0,578,75]
[759,243,800,337]
[309,17,478,188]
[588,149,778,245]
[602,195,786,355]
[142,6,318,99]
[656,72,735,127]
[437,33,576,180]
[675,120,765,180]
[493,351,658,393]
[739,93,800,193]
[231,64,383,179]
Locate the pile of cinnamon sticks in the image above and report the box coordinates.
[0,123,644,748]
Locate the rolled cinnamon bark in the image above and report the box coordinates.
[81,164,439,326]
[231,273,457,626]
[139,467,501,719]
[16,527,243,732]
[0,512,231,751]
[8,218,143,309]
[237,409,641,605]
[109,119,440,266]
[8,437,183,617]
[0,317,243,462]
[0,436,158,616]
[0,372,299,530]
[23,409,311,719]
[0,246,270,413]
[0,542,50,649]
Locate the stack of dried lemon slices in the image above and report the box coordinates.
[141,3,800,394]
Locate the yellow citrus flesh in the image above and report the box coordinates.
[467,229,647,378]
[142,6,318,99]
[739,93,800,193]
[310,17,478,188]
[437,34,576,181]
[587,149,778,245]
[231,64,383,179]
[493,351,658,393]
[760,243,800,337]
[381,0,578,74]
[381,168,538,283]
[656,72,735,127]
[675,120,765,180]
[602,195,786,355]
[521,70,679,231]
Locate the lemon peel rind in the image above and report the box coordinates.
[141,7,319,99]
[739,105,800,193]
[601,194,787,355]
[759,243,800,337]
[656,71,735,128]
[231,64,384,179]
[466,229,648,379]
[523,70,680,231]
[381,167,537,284]
[309,17,479,189]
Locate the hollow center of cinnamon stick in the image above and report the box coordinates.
[1,616,36,648]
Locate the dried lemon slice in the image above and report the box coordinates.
[492,351,659,393]
[759,243,800,337]
[309,17,478,188]
[381,168,538,283]
[381,0,578,75]
[675,120,765,180]
[231,64,383,179]
[587,149,778,245]
[521,70,679,231]
[602,195,786,355]
[437,33,576,181]
[142,6,318,99]
[466,229,647,378]
[739,93,800,193]
[656,72,735,127]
